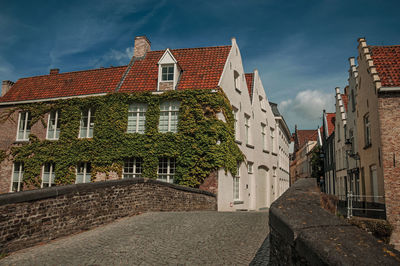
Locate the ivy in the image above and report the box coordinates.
[6,89,243,188]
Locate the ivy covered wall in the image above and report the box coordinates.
[2,89,243,189]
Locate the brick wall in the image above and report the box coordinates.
[378,92,400,249]
[0,106,48,194]
[0,178,216,254]
[199,171,218,195]
[269,178,400,265]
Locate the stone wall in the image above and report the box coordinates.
[269,178,400,265]
[0,178,216,254]
[378,92,400,249]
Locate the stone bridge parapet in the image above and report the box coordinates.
[0,178,216,254]
[269,178,400,265]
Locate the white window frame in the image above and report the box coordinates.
[233,106,239,141]
[159,101,180,133]
[245,114,250,145]
[127,103,147,134]
[79,108,94,138]
[16,111,31,141]
[157,158,176,183]
[46,110,60,140]
[41,163,55,188]
[233,163,240,200]
[123,158,143,178]
[10,162,24,192]
[248,162,253,174]
[270,127,276,153]
[261,123,267,151]
[76,162,91,184]
[161,64,174,81]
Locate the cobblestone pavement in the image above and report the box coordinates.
[1,211,269,265]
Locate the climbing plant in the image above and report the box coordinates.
[3,89,243,188]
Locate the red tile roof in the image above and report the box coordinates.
[341,94,348,112]
[119,46,231,92]
[245,73,254,97]
[297,129,317,147]
[0,45,232,103]
[0,66,126,103]
[370,45,400,87]
[326,113,335,136]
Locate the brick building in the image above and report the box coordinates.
[0,36,290,211]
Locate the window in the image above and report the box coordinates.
[245,115,250,145]
[76,162,91,184]
[42,163,55,188]
[233,107,239,140]
[248,162,253,174]
[127,103,147,133]
[161,65,174,81]
[270,128,276,153]
[370,165,378,202]
[11,162,24,192]
[157,158,175,183]
[159,101,179,133]
[261,123,267,151]
[351,89,356,112]
[17,111,31,141]
[233,163,240,200]
[364,114,371,147]
[123,158,142,178]
[234,71,240,91]
[79,108,95,138]
[46,110,60,140]
[259,96,267,111]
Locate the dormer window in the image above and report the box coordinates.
[162,65,174,81]
[234,71,240,92]
[158,49,180,91]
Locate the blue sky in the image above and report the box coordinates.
[1,0,400,132]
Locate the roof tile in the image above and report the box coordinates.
[370,45,400,87]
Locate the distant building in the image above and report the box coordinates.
[322,111,335,194]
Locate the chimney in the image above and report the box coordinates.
[134,36,151,58]
[50,68,59,75]
[1,80,14,97]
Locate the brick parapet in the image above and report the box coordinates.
[269,178,400,265]
[0,178,216,254]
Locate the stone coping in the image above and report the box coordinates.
[0,178,216,206]
[269,178,400,265]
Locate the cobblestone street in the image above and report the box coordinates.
[0,211,269,265]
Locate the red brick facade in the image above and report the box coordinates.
[378,92,400,247]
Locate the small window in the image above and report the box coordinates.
[127,103,147,133]
[159,101,180,133]
[76,162,91,183]
[234,71,240,91]
[17,111,31,141]
[259,96,267,111]
[42,163,55,188]
[123,158,143,178]
[248,162,253,174]
[270,128,276,153]
[79,108,95,138]
[233,107,239,140]
[233,163,240,200]
[364,114,371,147]
[161,65,174,81]
[261,123,267,151]
[157,158,175,183]
[11,162,24,192]
[245,114,250,145]
[47,110,60,140]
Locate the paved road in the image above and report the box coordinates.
[1,211,269,265]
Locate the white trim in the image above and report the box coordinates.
[16,111,30,141]
[378,87,400,92]
[79,108,94,138]
[0,93,107,106]
[76,162,91,183]
[10,162,23,192]
[41,163,55,188]
[46,110,60,140]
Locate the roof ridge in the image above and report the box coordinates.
[149,45,232,53]
[18,65,127,80]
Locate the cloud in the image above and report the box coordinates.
[279,89,335,132]
[90,47,134,68]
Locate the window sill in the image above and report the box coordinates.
[233,200,244,205]
[235,140,242,145]
[14,140,29,143]
[363,144,372,150]
[235,88,241,94]
[246,144,254,149]
[46,138,59,141]
[263,149,270,154]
